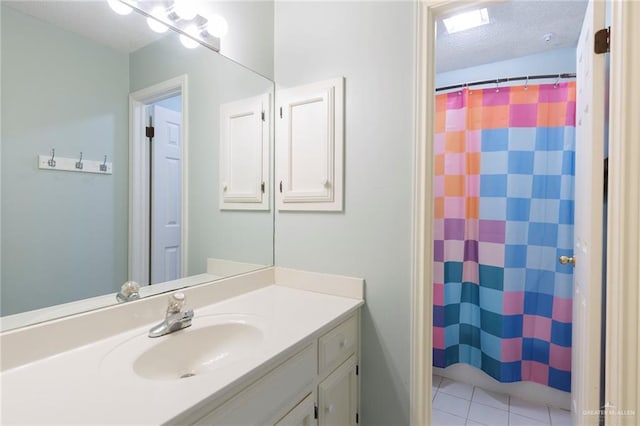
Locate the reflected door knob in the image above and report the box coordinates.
[559,255,576,266]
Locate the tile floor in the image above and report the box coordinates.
[431,375,572,426]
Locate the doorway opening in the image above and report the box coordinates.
[129,75,189,286]
[410,2,607,425]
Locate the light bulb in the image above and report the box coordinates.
[173,0,197,20]
[206,14,228,38]
[179,25,200,49]
[147,7,169,33]
[107,0,133,15]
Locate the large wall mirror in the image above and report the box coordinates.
[0,1,274,331]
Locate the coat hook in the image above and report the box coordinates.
[48,148,56,167]
[75,152,83,170]
[100,155,108,172]
[554,74,561,88]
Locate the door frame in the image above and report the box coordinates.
[410,1,640,424]
[128,75,189,285]
[605,2,640,421]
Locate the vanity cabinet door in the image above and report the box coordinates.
[318,356,358,426]
[275,393,317,426]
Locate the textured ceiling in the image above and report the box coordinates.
[436,0,589,73]
[4,1,164,53]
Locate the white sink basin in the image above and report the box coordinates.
[100,314,265,381]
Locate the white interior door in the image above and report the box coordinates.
[572,1,606,423]
[151,105,182,284]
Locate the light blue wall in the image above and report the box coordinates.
[216,1,275,80]
[130,34,275,273]
[436,47,577,89]
[274,2,415,424]
[1,6,130,315]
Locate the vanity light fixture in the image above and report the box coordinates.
[172,0,198,21]
[108,0,227,51]
[205,14,229,38]
[147,7,169,33]
[442,8,490,34]
[107,0,134,15]
[180,25,201,49]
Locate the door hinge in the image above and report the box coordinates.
[279,107,283,118]
[279,181,283,193]
[261,111,265,122]
[314,405,318,419]
[595,27,610,54]
[356,413,359,423]
[604,158,608,199]
[356,364,359,376]
[145,126,155,138]
[261,182,265,193]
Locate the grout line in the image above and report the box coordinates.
[466,386,476,420]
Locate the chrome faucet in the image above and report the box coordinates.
[116,281,140,303]
[148,292,194,338]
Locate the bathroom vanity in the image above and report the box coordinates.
[0,268,363,425]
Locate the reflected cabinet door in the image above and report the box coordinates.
[219,93,271,211]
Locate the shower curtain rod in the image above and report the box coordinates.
[435,73,577,93]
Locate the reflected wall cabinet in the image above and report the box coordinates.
[276,77,344,211]
[219,93,271,210]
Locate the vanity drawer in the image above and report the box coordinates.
[318,315,357,375]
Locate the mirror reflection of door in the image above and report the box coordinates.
[149,96,183,284]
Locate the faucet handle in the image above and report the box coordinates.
[167,292,186,314]
[116,281,140,303]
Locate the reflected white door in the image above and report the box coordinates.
[151,105,182,284]
[572,1,606,423]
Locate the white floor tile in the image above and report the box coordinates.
[509,412,550,425]
[549,407,571,426]
[467,401,509,426]
[433,392,471,418]
[510,397,551,423]
[432,375,441,399]
[439,377,475,400]
[431,408,467,426]
[433,374,443,388]
[472,387,510,411]
[465,420,487,426]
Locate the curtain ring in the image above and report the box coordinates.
[495,79,500,93]
[524,76,529,90]
[554,74,560,88]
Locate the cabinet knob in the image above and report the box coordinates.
[326,404,335,414]
[339,339,348,348]
[222,182,228,191]
[321,179,330,188]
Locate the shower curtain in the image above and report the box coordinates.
[432,82,576,392]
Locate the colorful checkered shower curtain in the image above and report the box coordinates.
[432,82,576,392]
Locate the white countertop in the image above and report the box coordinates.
[0,284,362,425]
